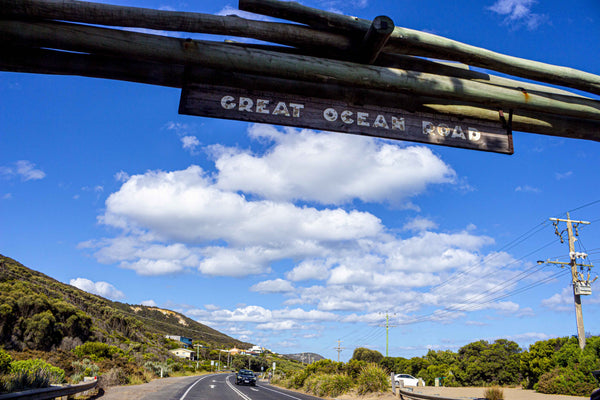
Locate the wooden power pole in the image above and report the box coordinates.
[548,213,595,349]
[334,339,345,362]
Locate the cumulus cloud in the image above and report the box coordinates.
[541,286,573,312]
[0,160,46,181]
[141,299,157,306]
[79,126,526,339]
[211,125,455,205]
[181,136,200,153]
[488,0,548,30]
[251,279,295,293]
[402,217,438,232]
[70,278,125,300]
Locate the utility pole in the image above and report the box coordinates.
[546,213,596,349]
[379,312,397,357]
[334,339,345,362]
[194,344,201,370]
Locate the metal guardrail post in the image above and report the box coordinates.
[0,378,97,400]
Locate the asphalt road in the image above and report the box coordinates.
[100,373,325,400]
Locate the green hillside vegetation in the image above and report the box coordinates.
[0,254,251,392]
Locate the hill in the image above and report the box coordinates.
[0,254,250,352]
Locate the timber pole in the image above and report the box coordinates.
[2,20,600,123]
[239,0,600,95]
[550,213,592,350]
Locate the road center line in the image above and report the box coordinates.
[225,375,253,400]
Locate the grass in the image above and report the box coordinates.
[484,387,504,400]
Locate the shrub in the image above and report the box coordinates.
[484,387,504,400]
[71,359,99,383]
[2,370,51,392]
[144,361,172,378]
[73,342,123,361]
[356,363,389,395]
[10,359,65,383]
[98,367,128,388]
[304,373,352,397]
[0,349,12,374]
[536,367,597,397]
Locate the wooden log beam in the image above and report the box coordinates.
[0,0,355,52]
[359,15,394,64]
[2,19,599,123]
[2,45,599,141]
[239,0,600,96]
[0,0,594,100]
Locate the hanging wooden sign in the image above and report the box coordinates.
[179,82,513,154]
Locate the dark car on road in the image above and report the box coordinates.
[236,369,257,386]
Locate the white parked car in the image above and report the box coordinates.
[394,374,419,386]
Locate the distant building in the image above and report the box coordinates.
[228,347,245,356]
[170,348,195,360]
[165,335,193,348]
[247,345,269,354]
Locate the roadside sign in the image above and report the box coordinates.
[179,82,513,154]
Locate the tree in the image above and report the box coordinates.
[351,347,383,364]
[455,339,521,386]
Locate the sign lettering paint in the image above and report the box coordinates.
[179,83,513,154]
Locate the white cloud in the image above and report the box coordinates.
[181,136,200,153]
[541,286,573,312]
[70,277,126,300]
[212,125,455,205]
[80,126,525,332]
[141,299,157,306]
[555,171,573,180]
[0,160,46,181]
[114,170,130,182]
[216,6,272,21]
[515,185,540,193]
[402,216,438,232]
[257,321,301,330]
[251,279,295,293]
[488,0,548,30]
[286,259,331,282]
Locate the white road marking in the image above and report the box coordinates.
[179,375,212,400]
[260,384,307,400]
[225,375,253,400]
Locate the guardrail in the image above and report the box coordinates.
[0,378,97,400]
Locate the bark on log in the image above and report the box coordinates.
[239,0,600,96]
[2,45,598,141]
[0,0,594,99]
[2,19,598,123]
[0,0,356,52]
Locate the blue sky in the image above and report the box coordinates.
[1,0,600,361]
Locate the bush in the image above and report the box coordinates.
[10,359,65,383]
[484,387,504,400]
[356,363,389,395]
[98,367,128,388]
[71,359,99,383]
[1,359,65,393]
[536,367,597,397]
[303,373,353,397]
[0,349,12,374]
[73,342,123,361]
